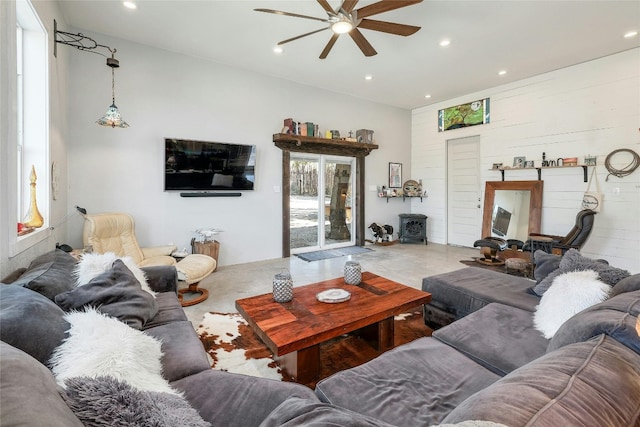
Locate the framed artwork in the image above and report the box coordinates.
[389,162,402,188]
[438,98,490,132]
[513,157,526,168]
[524,160,535,168]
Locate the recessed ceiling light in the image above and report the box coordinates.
[365,75,373,81]
[498,70,507,76]
[624,30,638,38]
[439,39,451,47]
[273,46,283,54]
[424,94,432,99]
[122,1,137,10]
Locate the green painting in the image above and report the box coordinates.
[438,98,490,132]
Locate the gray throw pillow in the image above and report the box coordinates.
[55,260,158,330]
[6,249,77,300]
[532,249,630,296]
[0,285,69,364]
[533,250,561,284]
[62,376,211,427]
[0,342,84,427]
[547,289,640,354]
[611,273,640,297]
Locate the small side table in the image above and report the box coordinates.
[398,214,428,244]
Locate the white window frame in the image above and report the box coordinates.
[11,0,50,256]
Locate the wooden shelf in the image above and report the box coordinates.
[273,133,378,157]
[493,164,591,182]
[378,195,424,203]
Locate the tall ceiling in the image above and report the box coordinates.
[56,0,640,110]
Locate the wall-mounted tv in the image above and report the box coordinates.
[164,138,256,192]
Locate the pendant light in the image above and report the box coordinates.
[54,20,130,128]
[96,52,129,128]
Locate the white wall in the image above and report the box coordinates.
[412,49,640,273]
[66,32,412,266]
[0,0,70,278]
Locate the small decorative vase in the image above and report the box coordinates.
[344,261,362,285]
[273,270,293,303]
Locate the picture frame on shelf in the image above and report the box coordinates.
[513,156,526,168]
[524,160,535,168]
[389,162,402,188]
[492,163,503,170]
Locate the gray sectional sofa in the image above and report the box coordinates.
[2,248,639,426]
[0,249,317,427]
[312,251,640,426]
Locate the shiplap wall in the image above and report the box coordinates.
[411,49,640,273]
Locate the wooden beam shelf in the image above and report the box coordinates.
[273,133,378,157]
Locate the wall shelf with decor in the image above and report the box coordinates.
[493,164,591,182]
[272,133,378,157]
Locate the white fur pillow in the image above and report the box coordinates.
[533,270,610,339]
[49,307,176,395]
[75,252,155,295]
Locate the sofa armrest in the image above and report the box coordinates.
[141,245,177,259]
[141,266,178,294]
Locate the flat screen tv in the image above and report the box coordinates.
[164,138,256,191]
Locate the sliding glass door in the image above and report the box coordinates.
[290,154,355,253]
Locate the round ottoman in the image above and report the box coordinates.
[175,254,216,307]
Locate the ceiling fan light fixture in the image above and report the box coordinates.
[332,19,353,34]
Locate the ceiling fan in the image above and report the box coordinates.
[255,0,423,59]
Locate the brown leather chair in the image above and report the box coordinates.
[527,209,597,255]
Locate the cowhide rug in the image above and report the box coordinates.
[197,308,432,386]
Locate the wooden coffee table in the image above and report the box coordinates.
[235,272,431,384]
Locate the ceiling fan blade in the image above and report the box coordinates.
[278,28,329,46]
[358,19,420,36]
[316,0,335,15]
[349,28,377,57]
[254,8,328,23]
[355,0,423,19]
[319,34,340,59]
[341,0,360,13]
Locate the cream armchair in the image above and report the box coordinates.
[83,212,215,306]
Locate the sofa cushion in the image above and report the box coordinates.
[49,307,176,394]
[422,267,539,321]
[75,252,154,295]
[532,250,561,283]
[171,369,319,427]
[258,397,396,427]
[433,303,549,376]
[62,376,210,427]
[144,320,212,382]
[533,270,611,339]
[533,249,629,296]
[0,342,84,427]
[0,285,69,365]
[314,337,501,426]
[443,335,640,426]
[547,289,640,354]
[143,291,188,329]
[3,249,76,300]
[611,273,640,297]
[55,259,158,330]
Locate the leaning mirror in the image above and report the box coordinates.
[482,180,543,242]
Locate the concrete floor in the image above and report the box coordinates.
[182,242,478,327]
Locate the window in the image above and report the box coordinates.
[12,0,49,255]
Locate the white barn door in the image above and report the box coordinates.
[447,136,482,247]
